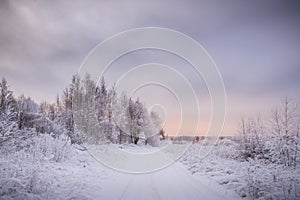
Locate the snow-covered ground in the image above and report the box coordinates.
[2,136,299,200]
[99,160,239,200]
[0,140,240,200]
[180,141,300,200]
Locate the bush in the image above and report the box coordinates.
[245,159,300,200]
[30,134,73,162]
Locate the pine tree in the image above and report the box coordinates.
[60,75,81,144]
[0,78,18,145]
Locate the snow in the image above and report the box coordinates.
[180,142,300,200]
[0,141,241,200]
[116,143,160,154]
[99,161,240,200]
[2,133,299,200]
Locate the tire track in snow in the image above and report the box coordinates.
[150,174,162,200]
[118,176,136,200]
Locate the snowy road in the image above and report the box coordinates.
[21,146,241,200]
[98,162,240,200]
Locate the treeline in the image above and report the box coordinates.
[0,74,163,150]
[238,97,300,168]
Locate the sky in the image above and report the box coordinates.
[1,0,300,136]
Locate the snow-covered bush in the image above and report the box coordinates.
[181,137,300,200]
[215,138,239,159]
[137,132,146,146]
[147,134,160,147]
[0,131,76,199]
[1,148,51,199]
[30,134,73,162]
[0,163,47,200]
[0,113,17,147]
[1,131,74,163]
[0,129,37,155]
[237,117,266,161]
[245,159,300,200]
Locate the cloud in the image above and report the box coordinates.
[0,0,300,135]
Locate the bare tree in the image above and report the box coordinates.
[270,97,299,167]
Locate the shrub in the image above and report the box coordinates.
[30,134,73,162]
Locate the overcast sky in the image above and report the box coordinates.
[1,0,300,135]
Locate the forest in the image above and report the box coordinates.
[0,74,163,153]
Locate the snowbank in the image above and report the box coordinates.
[180,141,300,200]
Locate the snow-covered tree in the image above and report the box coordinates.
[17,95,39,129]
[72,74,105,144]
[0,78,18,145]
[95,77,109,122]
[128,98,144,144]
[150,111,163,133]
[127,98,161,146]
[94,77,115,141]
[147,111,162,146]
[112,92,131,143]
[269,97,300,167]
[58,75,83,144]
[0,75,164,147]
